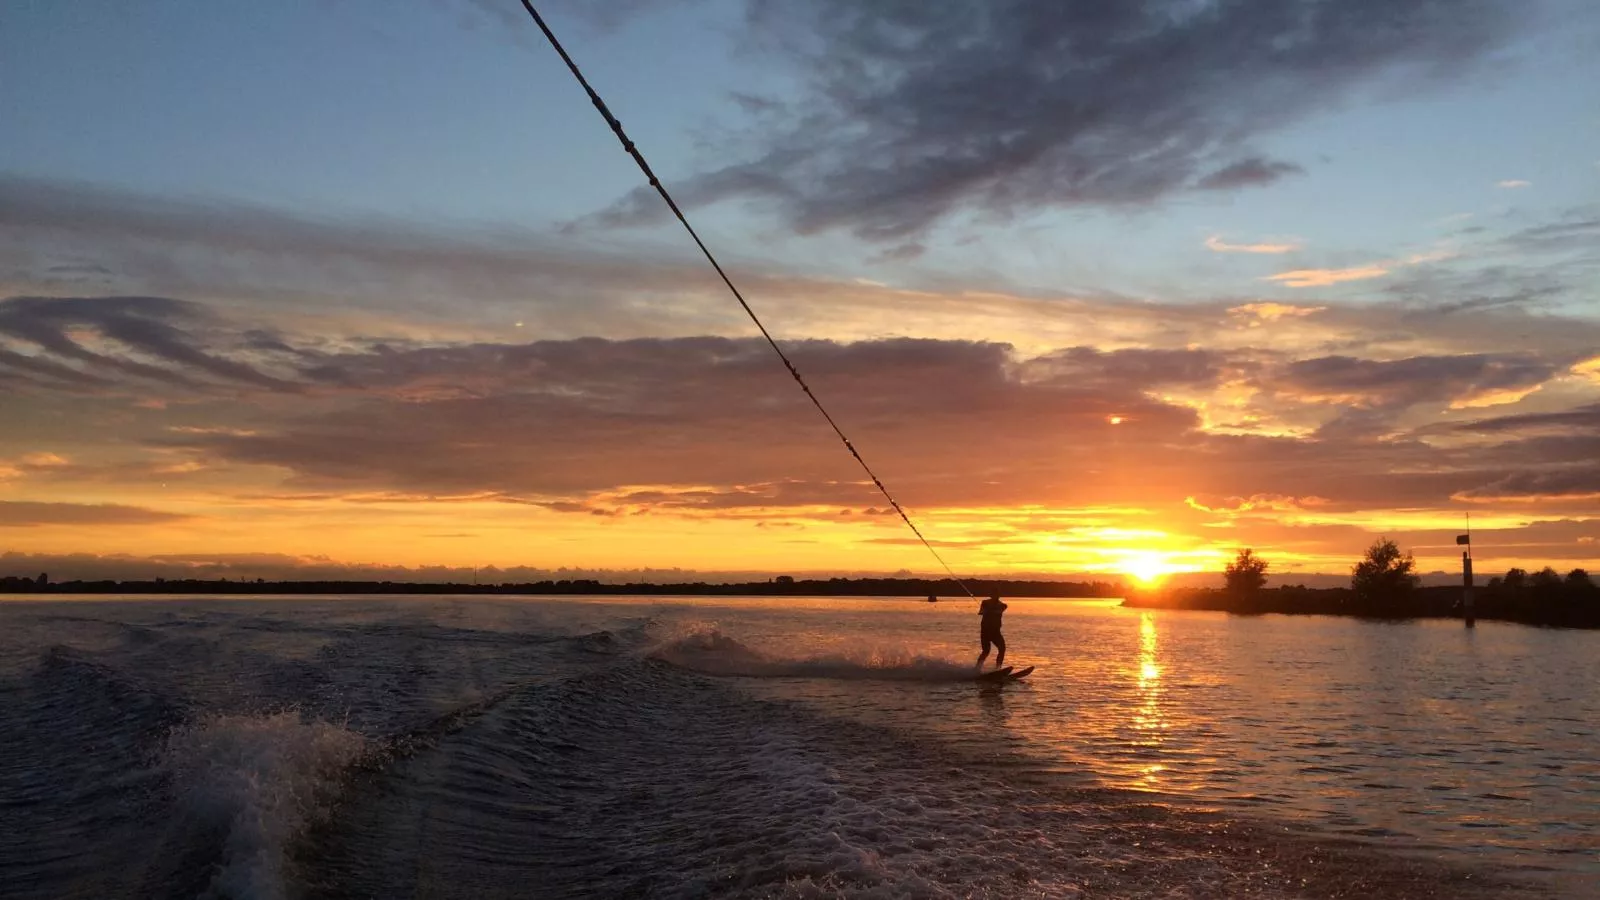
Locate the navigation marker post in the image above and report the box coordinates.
[1456,522,1474,628]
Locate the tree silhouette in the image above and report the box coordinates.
[1224,548,1269,595]
[1530,567,1562,590]
[1567,568,1592,588]
[1351,537,1417,603]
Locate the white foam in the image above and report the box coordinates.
[163,711,367,900]
[647,626,973,682]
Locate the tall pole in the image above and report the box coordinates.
[1458,515,1474,628]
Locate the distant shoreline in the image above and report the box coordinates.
[1125,584,1600,629]
[6,576,1596,629]
[0,576,1121,599]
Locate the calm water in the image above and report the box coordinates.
[0,595,1593,898]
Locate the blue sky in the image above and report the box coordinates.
[6,0,1594,302]
[2,1,743,221]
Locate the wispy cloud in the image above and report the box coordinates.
[1227,303,1325,322]
[1404,249,1458,265]
[1262,243,1456,289]
[1272,352,1561,411]
[0,501,191,527]
[1263,266,1391,288]
[1205,235,1302,254]
[1497,179,1532,189]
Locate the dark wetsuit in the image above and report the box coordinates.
[976,597,1007,668]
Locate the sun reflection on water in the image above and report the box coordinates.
[1133,612,1167,787]
[1141,616,1161,683]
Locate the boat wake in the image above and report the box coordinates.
[0,600,1565,899]
[163,712,369,900]
[648,626,974,682]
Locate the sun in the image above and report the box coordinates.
[1122,551,1175,586]
[1128,559,1166,585]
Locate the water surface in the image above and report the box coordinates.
[1,595,1591,898]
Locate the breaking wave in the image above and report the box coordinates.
[163,712,369,900]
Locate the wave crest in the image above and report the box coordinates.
[648,627,972,682]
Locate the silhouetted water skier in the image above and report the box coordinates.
[975,594,1007,669]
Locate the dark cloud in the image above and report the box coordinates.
[1024,346,1225,391]
[1272,353,1560,409]
[1195,158,1305,191]
[0,345,111,389]
[871,242,927,263]
[2,293,1595,528]
[0,295,295,393]
[1456,466,1600,501]
[0,501,191,527]
[1450,402,1600,435]
[592,0,1519,240]
[115,330,1581,520]
[150,334,1209,508]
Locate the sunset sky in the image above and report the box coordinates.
[3,0,1598,583]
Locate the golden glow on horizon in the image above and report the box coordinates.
[1108,415,1125,425]
[0,470,1588,576]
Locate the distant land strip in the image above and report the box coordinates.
[1126,584,1600,629]
[3,576,1594,629]
[0,576,1121,599]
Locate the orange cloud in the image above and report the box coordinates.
[1205,235,1301,254]
[1448,384,1544,409]
[1186,494,1330,516]
[0,452,71,480]
[1227,302,1326,322]
[1263,265,1390,287]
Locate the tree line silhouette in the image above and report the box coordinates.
[1135,539,1599,628]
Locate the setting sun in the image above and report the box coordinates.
[1122,551,1177,585]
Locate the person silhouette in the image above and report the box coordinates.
[975,594,1007,670]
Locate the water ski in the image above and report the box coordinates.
[974,665,1034,683]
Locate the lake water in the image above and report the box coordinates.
[1,595,1593,898]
